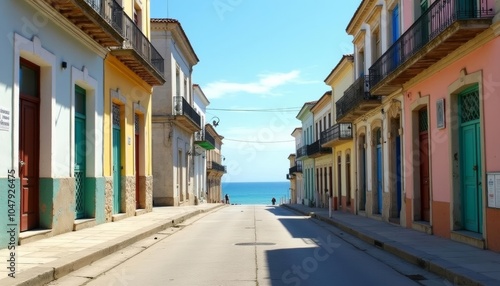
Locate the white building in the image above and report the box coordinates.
[192,84,211,204]
[151,18,201,206]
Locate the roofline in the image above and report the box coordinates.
[151,18,200,65]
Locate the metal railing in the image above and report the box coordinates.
[369,0,494,89]
[336,75,378,121]
[208,161,227,173]
[121,10,164,75]
[296,145,308,158]
[84,0,124,34]
[173,96,201,127]
[289,163,303,174]
[320,123,353,144]
[307,140,331,156]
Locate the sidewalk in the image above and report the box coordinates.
[283,204,500,286]
[0,203,224,286]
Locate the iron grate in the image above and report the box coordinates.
[461,90,480,123]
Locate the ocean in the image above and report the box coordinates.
[221,181,290,205]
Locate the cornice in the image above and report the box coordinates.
[27,0,108,58]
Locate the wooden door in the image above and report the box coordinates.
[19,60,40,231]
[419,109,430,222]
[112,103,121,214]
[460,86,482,232]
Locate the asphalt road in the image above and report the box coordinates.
[52,205,450,286]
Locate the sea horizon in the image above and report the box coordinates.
[221,181,291,205]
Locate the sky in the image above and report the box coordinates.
[150,0,361,183]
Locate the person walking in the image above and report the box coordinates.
[225,194,229,204]
[271,197,276,205]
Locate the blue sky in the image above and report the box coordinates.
[150,0,360,182]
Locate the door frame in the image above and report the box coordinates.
[19,58,41,231]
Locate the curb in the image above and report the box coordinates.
[282,205,497,286]
[1,204,224,286]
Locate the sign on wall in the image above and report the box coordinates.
[0,107,10,131]
[487,173,500,208]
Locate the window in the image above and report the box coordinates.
[176,67,180,97]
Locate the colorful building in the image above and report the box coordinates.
[0,0,164,248]
[193,85,211,204]
[150,18,200,206]
[205,125,226,203]
[295,102,317,207]
[103,0,164,220]
[310,92,334,208]
[324,55,356,213]
[342,0,500,252]
[289,129,304,204]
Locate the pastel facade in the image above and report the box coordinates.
[205,125,226,203]
[289,128,304,204]
[193,85,211,204]
[341,0,500,251]
[310,92,334,208]
[324,55,356,213]
[295,102,317,206]
[151,18,201,206]
[0,0,164,248]
[103,0,163,221]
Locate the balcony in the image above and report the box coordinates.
[336,76,381,122]
[321,123,353,148]
[307,140,332,158]
[173,96,201,133]
[207,161,227,173]
[194,130,216,150]
[289,164,303,174]
[369,0,494,95]
[110,13,165,86]
[40,0,124,47]
[296,146,308,159]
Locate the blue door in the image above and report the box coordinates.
[112,103,121,214]
[74,86,86,219]
[459,86,482,233]
[391,4,401,69]
[396,135,402,216]
[376,129,383,214]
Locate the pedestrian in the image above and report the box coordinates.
[225,194,229,204]
[272,197,276,205]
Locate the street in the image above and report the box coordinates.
[52,206,450,286]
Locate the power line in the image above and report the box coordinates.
[224,138,294,143]
[207,107,301,112]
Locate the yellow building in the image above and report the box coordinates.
[103,0,165,220]
[324,55,356,213]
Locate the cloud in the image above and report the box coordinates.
[204,70,306,99]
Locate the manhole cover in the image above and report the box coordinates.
[235,242,276,246]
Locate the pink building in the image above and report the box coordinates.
[362,0,500,251]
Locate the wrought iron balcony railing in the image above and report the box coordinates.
[320,123,352,147]
[195,129,216,150]
[208,161,227,173]
[296,145,308,159]
[306,140,331,158]
[369,0,494,94]
[110,12,165,85]
[289,164,303,174]
[336,75,380,122]
[173,96,202,132]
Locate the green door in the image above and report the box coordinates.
[459,86,482,233]
[74,86,86,219]
[112,103,121,214]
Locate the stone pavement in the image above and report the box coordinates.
[0,203,224,286]
[283,204,500,286]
